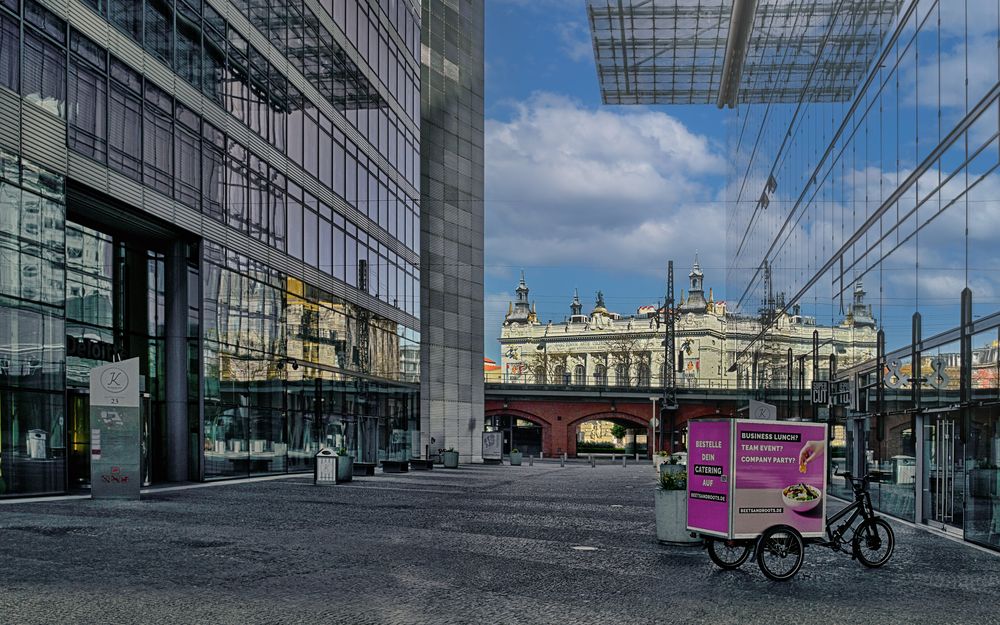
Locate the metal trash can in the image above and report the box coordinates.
[27,429,46,459]
[315,448,337,485]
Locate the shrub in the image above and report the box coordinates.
[658,469,687,491]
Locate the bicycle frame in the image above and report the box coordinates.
[818,481,875,549]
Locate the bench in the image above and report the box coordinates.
[409,459,434,471]
[353,462,377,476]
[381,460,409,473]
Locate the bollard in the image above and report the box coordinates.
[529,455,534,466]
[611,453,615,463]
[560,453,565,468]
[622,454,627,468]
[540,451,544,459]
[635,452,639,461]
[590,454,595,468]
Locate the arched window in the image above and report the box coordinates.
[615,363,629,387]
[594,364,607,386]
[553,365,565,385]
[573,364,586,385]
[637,363,651,387]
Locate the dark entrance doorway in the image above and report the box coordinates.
[485,414,542,457]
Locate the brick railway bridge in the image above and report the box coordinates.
[484,383,744,458]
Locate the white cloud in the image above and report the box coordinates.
[485,93,726,279]
[556,21,593,62]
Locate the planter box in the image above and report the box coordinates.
[442,451,459,468]
[336,456,353,483]
[510,451,523,466]
[655,488,699,545]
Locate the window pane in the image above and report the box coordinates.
[174,126,200,209]
[176,11,202,88]
[0,14,20,92]
[143,84,173,196]
[109,83,142,181]
[68,59,107,162]
[22,30,65,117]
[144,0,173,66]
[109,0,142,43]
[287,195,302,259]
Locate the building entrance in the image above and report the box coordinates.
[923,412,965,535]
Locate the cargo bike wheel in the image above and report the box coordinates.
[853,517,894,568]
[707,539,753,570]
[755,525,805,581]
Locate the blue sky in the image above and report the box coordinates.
[483,0,731,360]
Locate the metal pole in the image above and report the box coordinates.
[786,347,793,420]
[812,330,819,422]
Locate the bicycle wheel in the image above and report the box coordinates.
[708,539,752,570]
[853,517,895,568]
[756,525,805,581]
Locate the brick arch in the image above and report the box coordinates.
[567,411,653,458]
[484,408,552,455]
[484,407,549,428]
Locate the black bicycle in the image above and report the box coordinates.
[705,470,895,581]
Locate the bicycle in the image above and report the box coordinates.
[704,469,895,581]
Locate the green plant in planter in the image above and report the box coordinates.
[658,468,687,491]
[446,447,456,453]
[337,447,349,456]
[511,448,519,454]
[666,453,680,465]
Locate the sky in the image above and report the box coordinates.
[483,0,731,361]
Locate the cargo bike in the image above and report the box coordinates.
[686,418,895,581]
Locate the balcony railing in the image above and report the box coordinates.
[486,372,742,390]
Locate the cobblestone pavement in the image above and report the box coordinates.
[1,461,999,625]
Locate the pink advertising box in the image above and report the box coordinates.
[686,418,829,540]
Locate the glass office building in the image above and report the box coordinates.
[591,0,1000,550]
[0,0,422,496]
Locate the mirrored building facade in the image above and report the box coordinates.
[0,0,423,496]
[591,0,1000,550]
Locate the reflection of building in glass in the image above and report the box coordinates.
[0,0,454,498]
[588,0,1000,552]
[499,261,876,389]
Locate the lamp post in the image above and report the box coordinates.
[536,341,547,384]
[649,396,659,461]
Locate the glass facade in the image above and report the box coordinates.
[0,0,423,495]
[724,1,1000,549]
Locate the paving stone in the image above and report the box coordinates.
[1,462,998,624]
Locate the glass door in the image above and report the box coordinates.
[967,404,1000,548]
[67,388,90,489]
[923,412,965,534]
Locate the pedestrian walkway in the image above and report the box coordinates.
[0,463,998,624]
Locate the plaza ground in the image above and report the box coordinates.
[1,461,998,625]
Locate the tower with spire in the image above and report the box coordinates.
[679,254,707,314]
[504,271,536,325]
[569,288,588,323]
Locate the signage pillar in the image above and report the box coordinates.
[89,358,142,500]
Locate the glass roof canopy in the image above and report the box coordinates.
[588,0,902,107]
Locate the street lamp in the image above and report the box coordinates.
[536,341,547,384]
[648,396,659,461]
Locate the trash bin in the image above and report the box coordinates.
[315,448,337,485]
[27,430,46,459]
[892,455,916,485]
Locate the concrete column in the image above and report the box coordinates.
[165,240,189,482]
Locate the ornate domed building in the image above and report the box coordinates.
[499,258,878,389]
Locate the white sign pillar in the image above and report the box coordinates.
[89,358,142,499]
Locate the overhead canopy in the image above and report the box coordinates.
[587,0,902,107]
